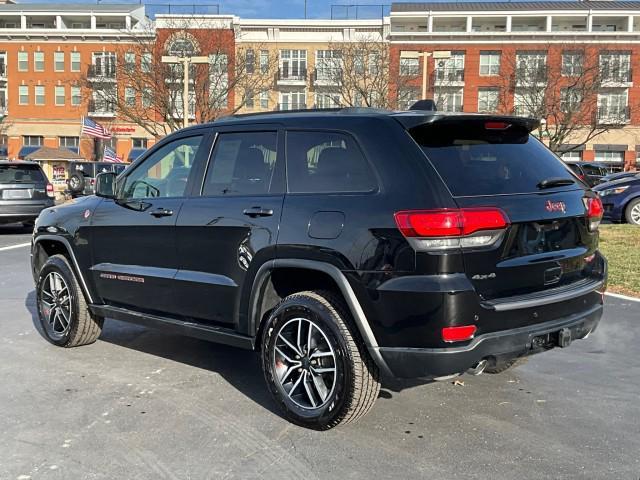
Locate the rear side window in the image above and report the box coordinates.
[0,164,45,183]
[413,123,576,197]
[286,131,377,193]
[203,132,277,196]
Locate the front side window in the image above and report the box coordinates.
[203,132,277,196]
[286,131,377,194]
[121,135,202,199]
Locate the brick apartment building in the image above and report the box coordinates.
[1,0,640,174]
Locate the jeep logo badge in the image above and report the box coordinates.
[545,200,566,213]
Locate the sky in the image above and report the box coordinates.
[18,0,394,19]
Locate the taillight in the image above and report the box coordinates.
[46,183,55,198]
[442,325,477,343]
[587,197,603,232]
[394,208,509,250]
[484,121,510,130]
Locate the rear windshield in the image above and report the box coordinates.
[0,164,45,184]
[412,123,576,197]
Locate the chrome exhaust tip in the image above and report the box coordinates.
[468,359,488,376]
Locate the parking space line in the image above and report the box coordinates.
[0,242,31,252]
[605,292,640,303]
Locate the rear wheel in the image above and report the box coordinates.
[625,198,640,225]
[36,254,103,347]
[261,290,380,430]
[67,173,85,195]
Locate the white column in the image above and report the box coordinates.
[587,14,593,32]
[90,15,96,30]
[628,15,634,32]
[546,15,552,32]
[466,16,473,33]
[427,15,433,33]
[56,15,62,29]
[20,15,27,30]
[506,15,512,33]
[125,15,132,30]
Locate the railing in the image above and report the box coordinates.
[433,67,465,83]
[513,105,538,117]
[312,68,342,84]
[88,100,116,116]
[277,103,307,111]
[276,67,307,82]
[600,69,632,84]
[87,64,116,80]
[597,105,630,124]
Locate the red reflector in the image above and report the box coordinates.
[46,183,54,193]
[394,208,509,238]
[442,325,477,343]
[485,121,510,130]
[587,197,604,219]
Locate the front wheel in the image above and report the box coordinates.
[261,290,380,430]
[625,198,640,225]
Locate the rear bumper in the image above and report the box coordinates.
[376,303,602,378]
[0,200,53,219]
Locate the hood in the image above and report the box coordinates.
[593,176,640,191]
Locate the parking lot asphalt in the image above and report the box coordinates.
[0,232,638,480]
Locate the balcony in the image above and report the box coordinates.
[276,103,307,111]
[600,69,632,87]
[0,63,6,82]
[88,100,116,118]
[433,68,465,86]
[312,68,342,86]
[596,106,630,125]
[87,65,116,82]
[276,68,307,86]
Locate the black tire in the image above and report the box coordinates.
[67,172,85,194]
[485,356,529,374]
[36,254,103,347]
[261,290,380,430]
[624,198,640,225]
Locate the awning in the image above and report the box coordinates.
[65,147,79,154]
[18,146,41,158]
[128,148,146,161]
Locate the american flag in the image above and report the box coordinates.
[103,146,123,163]
[81,116,111,139]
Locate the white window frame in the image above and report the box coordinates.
[71,86,81,106]
[19,85,29,105]
[479,52,500,76]
[54,51,64,72]
[477,87,499,112]
[70,52,81,72]
[34,51,45,72]
[55,86,65,106]
[18,52,28,72]
[34,85,45,105]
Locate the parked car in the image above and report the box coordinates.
[593,173,640,225]
[600,170,638,184]
[30,109,607,429]
[67,161,128,198]
[0,161,55,227]
[564,161,608,187]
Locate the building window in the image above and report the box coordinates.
[434,87,463,112]
[561,151,582,161]
[59,136,79,152]
[34,86,45,105]
[560,87,582,113]
[397,87,420,110]
[141,53,152,73]
[479,51,500,76]
[279,91,306,110]
[279,50,307,80]
[23,136,43,147]
[71,86,81,106]
[315,93,341,109]
[124,51,135,71]
[400,57,419,76]
[246,49,255,74]
[478,87,499,112]
[55,86,65,106]
[142,88,152,108]
[599,52,631,83]
[125,87,136,107]
[132,138,147,149]
[54,51,64,72]
[34,51,44,72]
[260,90,269,109]
[18,52,28,72]
[260,50,269,73]
[19,85,29,105]
[595,150,625,172]
[597,90,629,123]
[515,52,547,84]
[71,52,81,72]
[245,89,254,108]
[316,50,342,80]
[434,52,465,83]
[92,52,117,78]
[561,52,583,76]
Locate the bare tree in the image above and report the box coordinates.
[83,18,276,137]
[498,46,632,152]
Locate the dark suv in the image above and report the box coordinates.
[67,161,128,198]
[30,109,607,429]
[0,161,55,226]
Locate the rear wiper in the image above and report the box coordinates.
[537,177,575,189]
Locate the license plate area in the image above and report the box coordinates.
[2,189,31,199]
[531,327,572,350]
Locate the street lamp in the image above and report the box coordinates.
[161,54,209,129]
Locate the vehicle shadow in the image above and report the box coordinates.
[25,289,426,415]
[0,223,33,234]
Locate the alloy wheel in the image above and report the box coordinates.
[631,203,640,225]
[272,317,337,410]
[40,272,72,339]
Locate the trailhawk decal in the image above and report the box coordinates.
[99,272,145,284]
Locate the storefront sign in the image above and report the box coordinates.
[52,164,67,184]
[111,126,136,134]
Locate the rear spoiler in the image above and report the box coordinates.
[392,113,540,134]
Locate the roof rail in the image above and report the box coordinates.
[215,106,390,121]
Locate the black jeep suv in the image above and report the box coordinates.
[30,109,607,429]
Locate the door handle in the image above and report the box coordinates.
[149,208,174,218]
[243,207,274,218]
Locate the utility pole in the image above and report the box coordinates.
[304,0,307,19]
[161,54,209,129]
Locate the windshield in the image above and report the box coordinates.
[412,123,577,197]
[0,164,46,184]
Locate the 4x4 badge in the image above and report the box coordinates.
[545,200,566,213]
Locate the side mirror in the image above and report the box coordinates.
[95,172,117,199]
